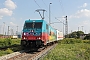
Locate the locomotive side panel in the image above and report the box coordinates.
[48,26,57,42]
[41,21,49,45]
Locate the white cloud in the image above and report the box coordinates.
[0,8,13,16]
[77,20,90,32]
[4,0,17,10]
[69,9,90,19]
[11,17,16,21]
[76,9,90,18]
[82,20,89,25]
[78,20,89,26]
[0,0,17,20]
[0,16,3,20]
[83,3,87,7]
[10,22,17,26]
[79,3,87,8]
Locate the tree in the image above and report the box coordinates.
[84,33,90,40]
[77,31,84,38]
[68,31,84,38]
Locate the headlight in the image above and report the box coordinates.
[37,37,41,39]
[38,37,41,39]
[24,37,27,39]
[24,33,26,35]
[23,32,28,35]
[24,37,26,39]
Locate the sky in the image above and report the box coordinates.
[0,0,90,35]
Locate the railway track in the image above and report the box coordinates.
[5,43,57,60]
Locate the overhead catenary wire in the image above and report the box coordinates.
[34,0,59,20]
[55,0,66,21]
[41,0,65,22]
[41,0,50,18]
[55,17,65,25]
[41,0,48,9]
[33,0,49,19]
[41,0,66,31]
[54,0,66,27]
[33,0,67,35]
[33,0,66,24]
[41,0,57,23]
[58,0,65,15]
[41,0,52,19]
[33,0,41,8]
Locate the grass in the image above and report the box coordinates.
[0,46,21,56]
[41,39,90,60]
[0,48,13,56]
[0,38,21,56]
[0,38,21,48]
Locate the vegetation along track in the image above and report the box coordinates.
[0,45,21,51]
[7,43,57,60]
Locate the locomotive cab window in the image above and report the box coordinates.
[24,22,42,29]
[34,22,42,28]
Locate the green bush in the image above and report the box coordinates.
[59,38,82,44]
[0,48,13,56]
[4,38,12,46]
[6,48,13,54]
[0,38,21,56]
[0,38,12,48]
[83,40,90,44]
[0,38,20,48]
[11,39,21,45]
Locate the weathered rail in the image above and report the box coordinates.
[29,44,57,60]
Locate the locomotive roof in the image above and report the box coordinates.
[25,19,43,22]
[25,19,48,24]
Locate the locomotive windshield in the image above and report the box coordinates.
[24,22,42,29]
